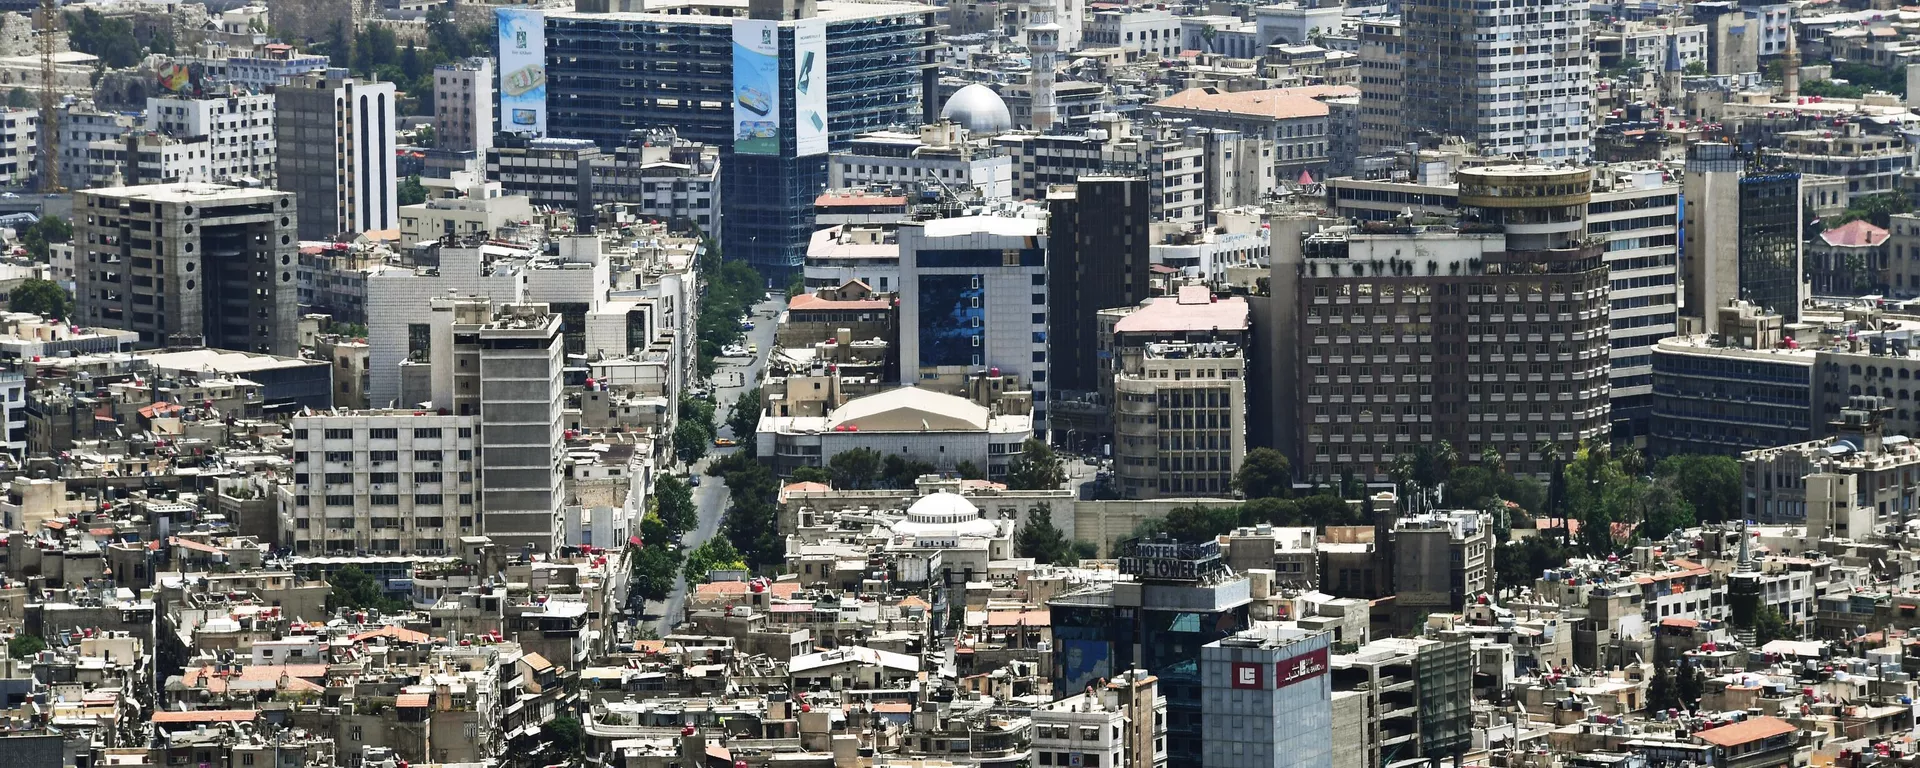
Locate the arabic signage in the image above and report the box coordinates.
[1275,647,1329,690]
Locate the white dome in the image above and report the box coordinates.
[941,84,1015,135]
[891,492,998,540]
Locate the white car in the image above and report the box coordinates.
[721,345,749,357]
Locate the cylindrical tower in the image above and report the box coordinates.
[1028,0,1058,131]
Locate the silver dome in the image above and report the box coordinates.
[941,84,1014,135]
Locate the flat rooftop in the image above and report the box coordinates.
[81,182,285,203]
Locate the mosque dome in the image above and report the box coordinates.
[941,84,1015,135]
[890,492,999,539]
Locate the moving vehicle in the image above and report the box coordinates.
[713,437,738,447]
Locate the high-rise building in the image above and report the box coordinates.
[1101,288,1251,499]
[1046,177,1151,399]
[543,0,939,152]
[1589,167,1681,442]
[1280,166,1611,482]
[274,71,398,240]
[280,411,483,556]
[74,183,299,355]
[477,303,566,554]
[1681,143,1804,333]
[434,58,494,156]
[1401,0,1591,161]
[895,215,1051,426]
[1200,626,1333,768]
[1354,18,1403,157]
[145,90,277,184]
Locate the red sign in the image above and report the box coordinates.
[1231,662,1263,689]
[1276,647,1328,690]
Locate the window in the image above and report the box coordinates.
[324,472,352,484]
[324,428,353,439]
[369,428,397,439]
[370,451,397,463]
[414,494,443,505]
[415,472,443,483]
[369,472,398,484]
[414,450,442,462]
[324,495,352,506]
[325,451,353,462]
[414,428,443,438]
[458,427,473,438]
[370,494,398,506]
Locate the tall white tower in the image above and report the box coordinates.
[1028,0,1059,132]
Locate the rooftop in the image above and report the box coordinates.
[1152,85,1354,121]
[1113,287,1251,334]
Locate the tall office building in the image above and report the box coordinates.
[1354,18,1403,156]
[1046,177,1151,397]
[74,183,299,355]
[477,303,565,554]
[144,90,278,184]
[544,0,939,152]
[275,71,398,240]
[1200,626,1333,768]
[1102,289,1251,499]
[1589,168,1682,442]
[896,215,1051,426]
[1281,167,1611,482]
[281,411,483,556]
[1681,142,1804,334]
[1401,0,1591,161]
[434,58,494,156]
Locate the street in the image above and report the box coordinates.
[644,294,784,635]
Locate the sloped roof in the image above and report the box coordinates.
[1821,218,1890,247]
[1153,86,1342,121]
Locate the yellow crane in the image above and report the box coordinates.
[36,0,60,193]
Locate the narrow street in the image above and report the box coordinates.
[646,294,783,635]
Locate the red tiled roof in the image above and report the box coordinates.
[396,693,431,708]
[350,626,431,645]
[1153,85,1356,121]
[1822,219,1890,247]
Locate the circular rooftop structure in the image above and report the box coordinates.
[941,84,1015,135]
[891,492,998,539]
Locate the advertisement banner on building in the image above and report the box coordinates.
[1275,647,1328,690]
[497,8,547,136]
[733,19,781,155]
[1231,662,1264,689]
[793,17,828,156]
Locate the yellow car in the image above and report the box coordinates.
[747,344,758,355]
[713,437,738,447]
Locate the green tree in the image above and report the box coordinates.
[1675,661,1703,710]
[1653,455,1741,523]
[1646,662,1679,713]
[544,716,585,757]
[7,634,44,659]
[64,10,140,68]
[1753,605,1794,645]
[882,454,937,488]
[4,88,27,109]
[628,542,682,603]
[1070,540,1099,560]
[672,422,711,465]
[1683,60,1708,76]
[789,466,831,484]
[828,447,884,489]
[9,279,72,320]
[1234,448,1292,499]
[1016,504,1073,564]
[1005,439,1067,490]
[325,565,406,613]
[683,536,747,581]
[20,215,72,262]
[1243,496,1303,526]
[1493,537,1576,592]
[1161,505,1243,542]
[1827,191,1914,229]
[1298,494,1361,528]
[398,176,428,206]
[654,474,697,534]
[956,460,985,480]
[726,388,761,439]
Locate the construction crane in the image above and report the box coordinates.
[36,0,60,193]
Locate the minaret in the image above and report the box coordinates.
[1028,0,1059,131]
[1728,518,1762,647]
[1782,32,1801,100]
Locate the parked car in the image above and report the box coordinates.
[713,437,738,447]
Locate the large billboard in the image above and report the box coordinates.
[793,17,828,156]
[497,8,547,136]
[732,19,780,155]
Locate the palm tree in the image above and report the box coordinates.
[1538,440,1566,537]
[1389,454,1417,514]
[1481,445,1506,476]
[1618,445,1646,478]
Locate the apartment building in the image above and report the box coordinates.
[280,411,482,555]
[1100,288,1251,499]
[476,303,566,554]
[433,58,493,156]
[74,183,299,355]
[830,123,1016,200]
[274,72,398,240]
[1401,0,1591,161]
[145,91,277,184]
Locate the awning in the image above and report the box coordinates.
[629,536,643,547]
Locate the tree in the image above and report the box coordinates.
[326,565,406,613]
[683,537,747,581]
[1005,439,1066,490]
[544,716,585,757]
[789,466,831,484]
[828,447,884,489]
[1646,662,1679,713]
[1675,661,1703,710]
[9,279,72,320]
[628,542,681,603]
[1638,482,1697,541]
[1016,504,1073,564]
[398,176,428,206]
[1070,540,1099,560]
[1827,191,1914,229]
[672,422,710,465]
[7,634,44,659]
[1493,537,1575,592]
[1298,494,1362,528]
[1653,455,1741,523]
[882,454,937,488]
[956,460,985,480]
[1243,496,1303,526]
[726,388,761,439]
[1683,60,1708,76]
[1753,605,1794,646]
[4,88,27,109]
[654,474,697,535]
[64,9,140,68]
[1161,505,1242,542]
[412,124,437,148]
[1234,448,1292,499]
[20,215,72,261]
